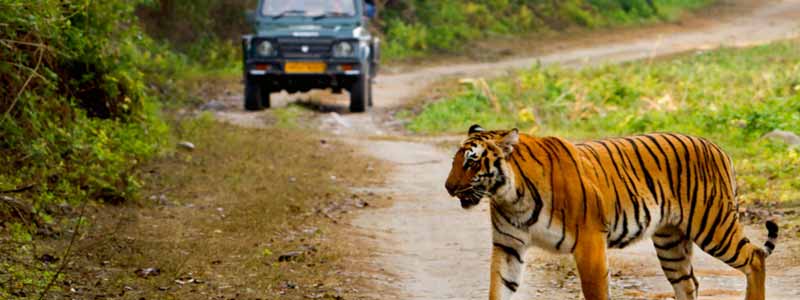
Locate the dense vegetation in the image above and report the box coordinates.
[136,0,246,69]
[405,40,800,203]
[379,0,713,59]
[0,1,175,211]
[135,0,714,61]
[0,1,179,296]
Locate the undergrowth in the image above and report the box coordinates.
[0,1,230,218]
[380,0,715,59]
[0,1,200,296]
[3,116,384,299]
[136,0,245,71]
[0,1,173,211]
[405,40,800,203]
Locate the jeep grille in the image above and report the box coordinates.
[277,38,334,59]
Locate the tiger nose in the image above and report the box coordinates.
[445,181,457,196]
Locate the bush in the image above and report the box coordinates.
[0,0,169,213]
[136,0,249,68]
[380,0,711,60]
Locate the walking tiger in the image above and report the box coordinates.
[444,125,778,300]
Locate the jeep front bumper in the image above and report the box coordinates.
[244,59,365,94]
[246,59,363,76]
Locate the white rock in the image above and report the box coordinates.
[762,130,800,148]
[199,100,226,111]
[177,141,195,151]
[328,112,351,128]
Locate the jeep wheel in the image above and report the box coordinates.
[349,73,369,113]
[244,77,270,111]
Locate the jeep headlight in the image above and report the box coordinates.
[256,40,274,56]
[332,41,354,57]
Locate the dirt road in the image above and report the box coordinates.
[217,1,800,299]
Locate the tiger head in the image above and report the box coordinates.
[445,124,519,209]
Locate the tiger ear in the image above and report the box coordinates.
[468,124,484,135]
[499,128,519,156]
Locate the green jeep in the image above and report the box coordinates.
[242,0,379,112]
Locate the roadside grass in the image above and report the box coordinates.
[2,116,386,299]
[381,0,715,61]
[402,40,800,204]
[601,0,716,23]
[269,105,312,129]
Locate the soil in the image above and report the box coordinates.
[13,122,392,300]
[188,0,800,299]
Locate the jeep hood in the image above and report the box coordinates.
[256,23,360,38]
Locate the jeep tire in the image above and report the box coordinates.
[244,76,270,111]
[349,73,370,113]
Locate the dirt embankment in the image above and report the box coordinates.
[17,120,389,300]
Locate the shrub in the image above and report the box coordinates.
[0,0,169,213]
[136,0,249,68]
[380,0,710,59]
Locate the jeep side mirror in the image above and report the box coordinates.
[245,10,256,24]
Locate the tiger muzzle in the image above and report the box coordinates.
[459,197,480,209]
[445,181,458,196]
[452,187,481,209]
[445,183,481,208]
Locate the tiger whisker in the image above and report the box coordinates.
[453,186,474,195]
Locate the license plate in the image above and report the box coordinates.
[285,61,326,74]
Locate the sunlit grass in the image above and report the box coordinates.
[382,0,714,60]
[404,40,800,203]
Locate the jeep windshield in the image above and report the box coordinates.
[262,0,356,18]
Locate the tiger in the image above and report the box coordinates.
[444,124,779,300]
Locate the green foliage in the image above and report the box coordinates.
[406,40,800,202]
[0,1,186,296]
[0,0,171,212]
[136,0,248,69]
[381,0,711,59]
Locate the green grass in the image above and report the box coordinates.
[381,0,714,60]
[405,40,800,203]
[593,0,716,23]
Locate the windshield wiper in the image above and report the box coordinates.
[311,11,349,20]
[272,9,306,19]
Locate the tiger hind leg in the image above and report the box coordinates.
[696,220,778,300]
[653,226,698,300]
[744,250,766,300]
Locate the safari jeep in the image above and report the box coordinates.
[242,0,379,112]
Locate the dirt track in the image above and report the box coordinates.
[216,1,800,299]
